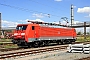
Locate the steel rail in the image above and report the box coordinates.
[0,45,67,59]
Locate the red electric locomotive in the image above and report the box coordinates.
[12,21,77,47]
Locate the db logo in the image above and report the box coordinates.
[58,32,60,34]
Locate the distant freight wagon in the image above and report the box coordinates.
[12,21,77,47]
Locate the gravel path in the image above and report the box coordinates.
[42,52,90,60]
[13,50,90,60]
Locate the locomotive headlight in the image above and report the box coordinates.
[21,33,25,35]
[14,33,18,35]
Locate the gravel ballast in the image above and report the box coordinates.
[13,50,90,60]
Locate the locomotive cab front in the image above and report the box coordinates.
[12,23,40,47]
[12,24,28,46]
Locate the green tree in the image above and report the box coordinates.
[87,32,90,35]
[77,31,82,35]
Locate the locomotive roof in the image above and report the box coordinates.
[17,24,74,29]
[17,23,39,26]
[39,24,73,29]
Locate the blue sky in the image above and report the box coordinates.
[0,0,90,29]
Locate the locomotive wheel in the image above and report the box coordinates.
[67,40,72,44]
[44,41,49,46]
[17,44,25,48]
[28,43,32,48]
[40,41,45,47]
[61,41,65,44]
[17,42,28,48]
[65,40,71,44]
[57,42,61,45]
[34,42,40,47]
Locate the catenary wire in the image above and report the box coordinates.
[28,0,65,14]
[0,3,61,18]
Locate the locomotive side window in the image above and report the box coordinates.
[32,26,35,30]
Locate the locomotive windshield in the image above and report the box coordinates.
[16,25,27,30]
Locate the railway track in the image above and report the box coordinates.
[0,41,90,59]
[0,41,90,52]
[0,45,67,59]
[0,48,24,52]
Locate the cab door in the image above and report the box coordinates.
[33,26,39,38]
[32,26,35,38]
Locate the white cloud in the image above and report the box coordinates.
[2,20,19,27]
[77,7,90,13]
[2,19,44,27]
[32,13,50,18]
[32,13,44,18]
[54,0,62,2]
[32,19,44,22]
[74,21,84,25]
[27,19,44,23]
[18,19,44,23]
[77,7,90,18]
